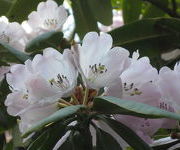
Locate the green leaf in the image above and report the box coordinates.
[87,0,113,25]
[96,128,122,150]
[7,0,64,23]
[25,31,64,52]
[143,0,169,18]
[71,131,92,150]
[98,117,152,150]
[22,105,84,138]
[122,0,142,24]
[3,140,13,150]
[152,138,180,150]
[0,134,5,150]
[93,96,180,120]
[109,18,180,57]
[28,122,67,150]
[0,79,16,133]
[0,0,13,16]
[0,42,31,63]
[71,0,99,39]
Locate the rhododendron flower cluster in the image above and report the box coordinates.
[4,31,179,144]
[1,0,180,149]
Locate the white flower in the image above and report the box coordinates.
[0,16,27,51]
[6,48,78,104]
[26,0,68,37]
[73,32,130,89]
[5,48,78,132]
[158,64,180,114]
[105,51,165,143]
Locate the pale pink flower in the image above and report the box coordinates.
[0,16,27,51]
[105,51,166,144]
[5,48,78,132]
[26,0,68,38]
[73,32,130,89]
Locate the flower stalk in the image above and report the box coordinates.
[83,88,89,106]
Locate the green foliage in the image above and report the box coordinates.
[98,117,152,150]
[28,122,67,150]
[88,0,113,25]
[109,18,180,58]
[143,0,169,18]
[122,0,142,24]
[0,0,13,16]
[96,127,122,150]
[93,96,180,120]
[23,105,84,138]
[71,0,99,39]
[0,42,31,63]
[0,79,16,133]
[25,31,64,52]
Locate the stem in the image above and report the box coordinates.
[143,0,180,18]
[172,0,177,13]
[71,94,80,104]
[83,88,89,105]
[58,102,68,108]
[59,99,72,106]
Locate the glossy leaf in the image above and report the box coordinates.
[143,0,169,18]
[22,105,84,138]
[3,140,13,150]
[0,42,30,63]
[93,96,180,120]
[28,122,67,150]
[71,0,99,39]
[99,117,152,150]
[25,31,64,52]
[87,0,113,25]
[122,0,142,24]
[0,0,13,16]
[0,79,16,132]
[96,128,122,150]
[109,18,180,57]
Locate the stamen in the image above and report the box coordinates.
[0,31,10,43]
[22,94,28,99]
[123,83,142,96]
[44,18,58,28]
[49,74,69,89]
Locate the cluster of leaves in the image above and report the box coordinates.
[0,0,180,150]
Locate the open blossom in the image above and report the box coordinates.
[5,48,78,132]
[0,16,27,51]
[158,64,180,114]
[73,32,130,89]
[26,0,68,37]
[106,51,167,143]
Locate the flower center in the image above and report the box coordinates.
[0,31,10,43]
[22,94,28,100]
[87,63,107,82]
[43,18,58,29]
[123,82,142,96]
[159,101,174,112]
[49,74,69,89]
